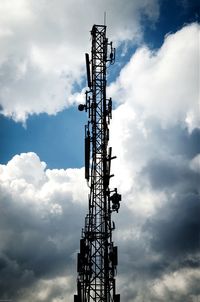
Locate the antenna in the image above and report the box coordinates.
[85,53,91,88]
[84,125,90,181]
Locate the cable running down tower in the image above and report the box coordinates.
[74,24,121,302]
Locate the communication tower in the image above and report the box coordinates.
[74,24,121,302]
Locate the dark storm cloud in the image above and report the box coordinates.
[141,157,199,190]
[139,125,200,269]
[112,123,200,301]
[179,128,200,158]
[0,136,199,301]
[0,253,36,299]
[144,120,200,160]
[139,123,200,191]
[146,192,200,257]
[0,186,85,300]
[115,193,200,301]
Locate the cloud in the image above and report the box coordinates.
[109,22,200,132]
[107,23,200,301]
[0,0,159,122]
[151,268,200,302]
[190,153,200,173]
[0,152,88,301]
[141,156,200,191]
[109,23,200,209]
[1,143,199,301]
[146,193,200,256]
[1,22,200,301]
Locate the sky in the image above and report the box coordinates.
[0,0,199,301]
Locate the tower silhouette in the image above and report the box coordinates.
[74,24,121,302]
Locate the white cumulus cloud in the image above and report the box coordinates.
[0,0,159,122]
[109,23,200,131]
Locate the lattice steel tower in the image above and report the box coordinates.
[74,24,121,302]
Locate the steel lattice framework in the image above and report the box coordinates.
[74,24,121,302]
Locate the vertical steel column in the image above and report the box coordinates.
[74,24,121,302]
